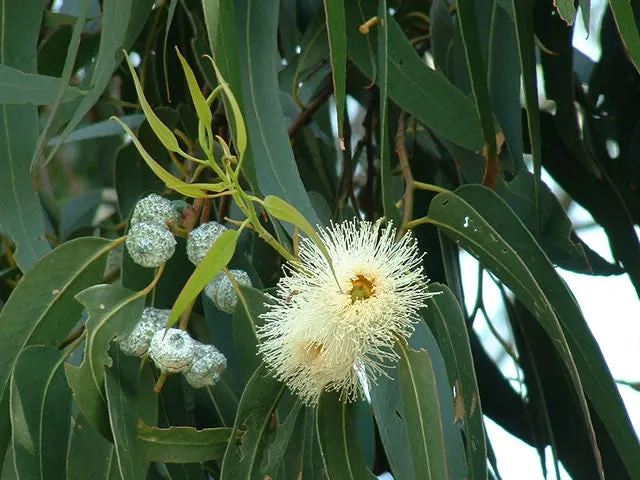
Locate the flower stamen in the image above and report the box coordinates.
[257,219,436,405]
[349,274,375,303]
[295,341,325,365]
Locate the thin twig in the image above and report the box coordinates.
[200,198,212,224]
[288,86,333,139]
[341,108,360,218]
[396,113,413,237]
[364,103,376,220]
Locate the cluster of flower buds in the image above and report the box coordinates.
[119,307,227,388]
[205,269,252,314]
[126,194,180,267]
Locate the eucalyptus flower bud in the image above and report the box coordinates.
[186,221,228,266]
[148,328,195,373]
[183,342,227,388]
[131,193,181,227]
[204,269,252,314]
[126,222,176,268]
[119,307,170,357]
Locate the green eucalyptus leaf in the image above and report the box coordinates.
[40,0,154,168]
[201,0,254,185]
[220,364,286,480]
[0,65,83,104]
[426,186,639,477]
[138,424,236,463]
[370,368,414,480]
[316,391,376,480]
[397,324,467,480]
[495,171,621,275]
[423,283,487,480]
[377,0,400,224]
[322,0,346,140]
[110,117,209,198]
[233,0,321,228]
[48,114,145,146]
[510,0,543,206]
[65,284,146,439]
[176,48,213,135]
[122,52,181,152]
[262,195,331,262]
[552,0,577,25]
[232,285,270,381]
[66,415,121,480]
[345,1,483,151]
[0,0,51,272]
[10,346,71,480]
[0,237,113,463]
[259,400,303,477]
[456,0,498,186]
[105,348,157,480]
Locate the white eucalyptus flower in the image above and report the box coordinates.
[187,221,228,265]
[257,219,434,406]
[204,269,252,314]
[126,222,176,267]
[131,193,180,227]
[183,342,227,388]
[119,307,170,357]
[148,328,195,373]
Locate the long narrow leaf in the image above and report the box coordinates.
[423,283,487,480]
[0,238,112,465]
[10,347,71,480]
[316,392,376,480]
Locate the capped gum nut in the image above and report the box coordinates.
[119,307,170,357]
[126,222,176,268]
[184,342,227,388]
[131,193,180,227]
[210,269,252,314]
[186,221,228,265]
[148,328,195,373]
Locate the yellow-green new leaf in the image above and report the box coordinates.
[188,182,229,193]
[123,51,181,153]
[168,229,239,327]
[111,117,208,198]
[262,195,329,261]
[204,55,247,161]
[175,48,212,132]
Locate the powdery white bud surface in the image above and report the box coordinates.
[183,342,227,388]
[204,269,252,314]
[126,222,176,268]
[148,328,195,373]
[131,194,181,227]
[186,221,228,265]
[119,307,170,357]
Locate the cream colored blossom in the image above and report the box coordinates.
[257,219,434,406]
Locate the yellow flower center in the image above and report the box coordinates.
[349,274,375,303]
[295,341,325,365]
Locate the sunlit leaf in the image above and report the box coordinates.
[168,229,239,327]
